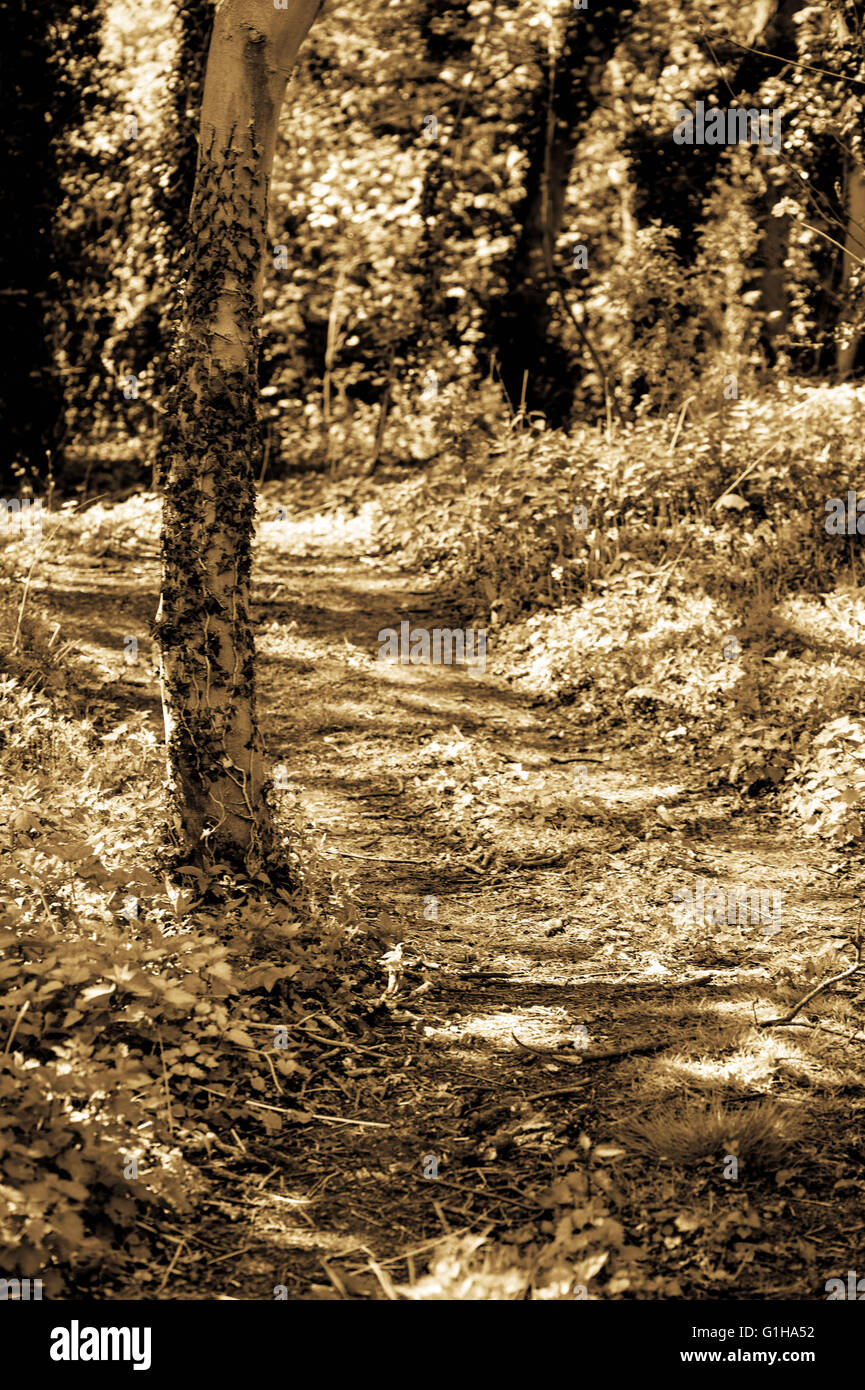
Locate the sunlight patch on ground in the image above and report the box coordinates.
[39,494,161,558]
[257,499,379,553]
[781,586,865,649]
[426,1008,576,1049]
[644,1029,825,1096]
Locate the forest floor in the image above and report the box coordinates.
[5,478,865,1300]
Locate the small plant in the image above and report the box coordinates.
[618,1097,802,1168]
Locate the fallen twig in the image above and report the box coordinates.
[245,1098,390,1129]
[579,1039,677,1063]
[201,1244,253,1268]
[760,916,863,1028]
[293,1026,390,1056]
[766,1020,865,1045]
[336,850,420,863]
[511,1032,585,1065]
[759,956,863,1028]
[155,1238,187,1294]
[521,1082,592,1102]
[420,1177,535,1211]
[549,754,608,764]
[346,780,405,798]
[366,1258,399,1301]
[320,1259,348,1298]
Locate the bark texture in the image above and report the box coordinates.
[157,0,322,870]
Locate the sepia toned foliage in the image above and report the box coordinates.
[3,0,865,1324]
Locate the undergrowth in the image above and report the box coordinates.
[366,381,865,844]
[0,579,381,1294]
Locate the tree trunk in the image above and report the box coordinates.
[157,0,322,872]
[153,0,214,489]
[836,159,865,380]
[488,3,627,424]
[756,202,789,366]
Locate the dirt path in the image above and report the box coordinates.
[25,496,865,1299]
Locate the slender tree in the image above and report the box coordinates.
[487,3,628,424]
[157,0,323,871]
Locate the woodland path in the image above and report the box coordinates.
[26,491,865,1299]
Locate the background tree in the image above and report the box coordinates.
[486,2,631,424]
[0,1,105,488]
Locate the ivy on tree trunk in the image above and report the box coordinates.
[157,0,323,872]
